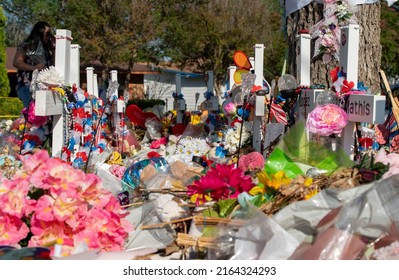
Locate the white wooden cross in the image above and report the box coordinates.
[109,70,125,113]
[227,66,237,92]
[35,29,72,158]
[70,44,80,87]
[173,73,186,123]
[296,31,311,87]
[252,43,265,152]
[203,71,218,112]
[296,31,317,125]
[338,24,386,157]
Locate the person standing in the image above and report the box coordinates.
[13,21,55,108]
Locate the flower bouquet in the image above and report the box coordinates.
[0,150,132,257]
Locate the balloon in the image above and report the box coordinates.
[126,105,161,127]
[126,104,146,127]
[233,50,252,70]
[172,123,186,136]
[144,112,159,122]
[233,69,249,85]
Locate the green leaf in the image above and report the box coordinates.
[202,226,218,238]
[215,198,238,218]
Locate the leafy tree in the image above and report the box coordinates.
[152,0,287,93]
[381,2,399,77]
[0,6,10,97]
[61,0,158,88]
[1,0,63,46]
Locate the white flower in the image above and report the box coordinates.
[222,121,253,154]
[36,66,64,87]
[175,137,210,157]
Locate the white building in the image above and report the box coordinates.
[144,68,216,112]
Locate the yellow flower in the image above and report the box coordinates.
[190,193,211,205]
[191,114,201,125]
[249,185,266,196]
[304,177,317,199]
[304,177,313,187]
[52,87,65,96]
[257,170,292,191]
[304,189,318,200]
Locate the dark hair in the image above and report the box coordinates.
[26,21,52,49]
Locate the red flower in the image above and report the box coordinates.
[187,163,254,205]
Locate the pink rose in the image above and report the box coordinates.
[306,104,348,136]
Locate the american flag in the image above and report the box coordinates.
[270,102,288,125]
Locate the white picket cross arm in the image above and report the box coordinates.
[35,29,72,158]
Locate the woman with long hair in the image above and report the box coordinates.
[13,21,55,108]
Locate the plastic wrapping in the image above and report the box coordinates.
[287,174,399,259]
[119,157,169,205]
[266,120,353,177]
[205,198,299,260]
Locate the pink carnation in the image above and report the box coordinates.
[306,104,348,136]
[238,152,265,172]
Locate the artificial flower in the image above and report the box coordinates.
[190,114,201,125]
[187,163,254,205]
[150,137,168,149]
[0,150,133,256]
[306,104,348,136]
[223,121,252,154]
[238,151,265,173]
[259,170,292,191]
[223,102,237,116]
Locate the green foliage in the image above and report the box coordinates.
[0,97,23,119]
[355,153,390,183]
[0,6,10,97]
[380,2,399,76]
[153,0,286,89]
[213,198,238,218]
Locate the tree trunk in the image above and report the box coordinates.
[285,2,381,90]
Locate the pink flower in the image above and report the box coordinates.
[150,137,168,149]
[306,104,348,136]
[0,149,133,255]
[34,195,56,221]
[0,213,29,245]
[223,102,237,116]
[238,152,265,172]
[18,149,49,173]
[0,180,30,218]
[375,149,399,179]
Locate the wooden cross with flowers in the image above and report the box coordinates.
[337,24,386,157]
[296,24,386,159]
[35,29,73,158]
[173,74,186,124]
